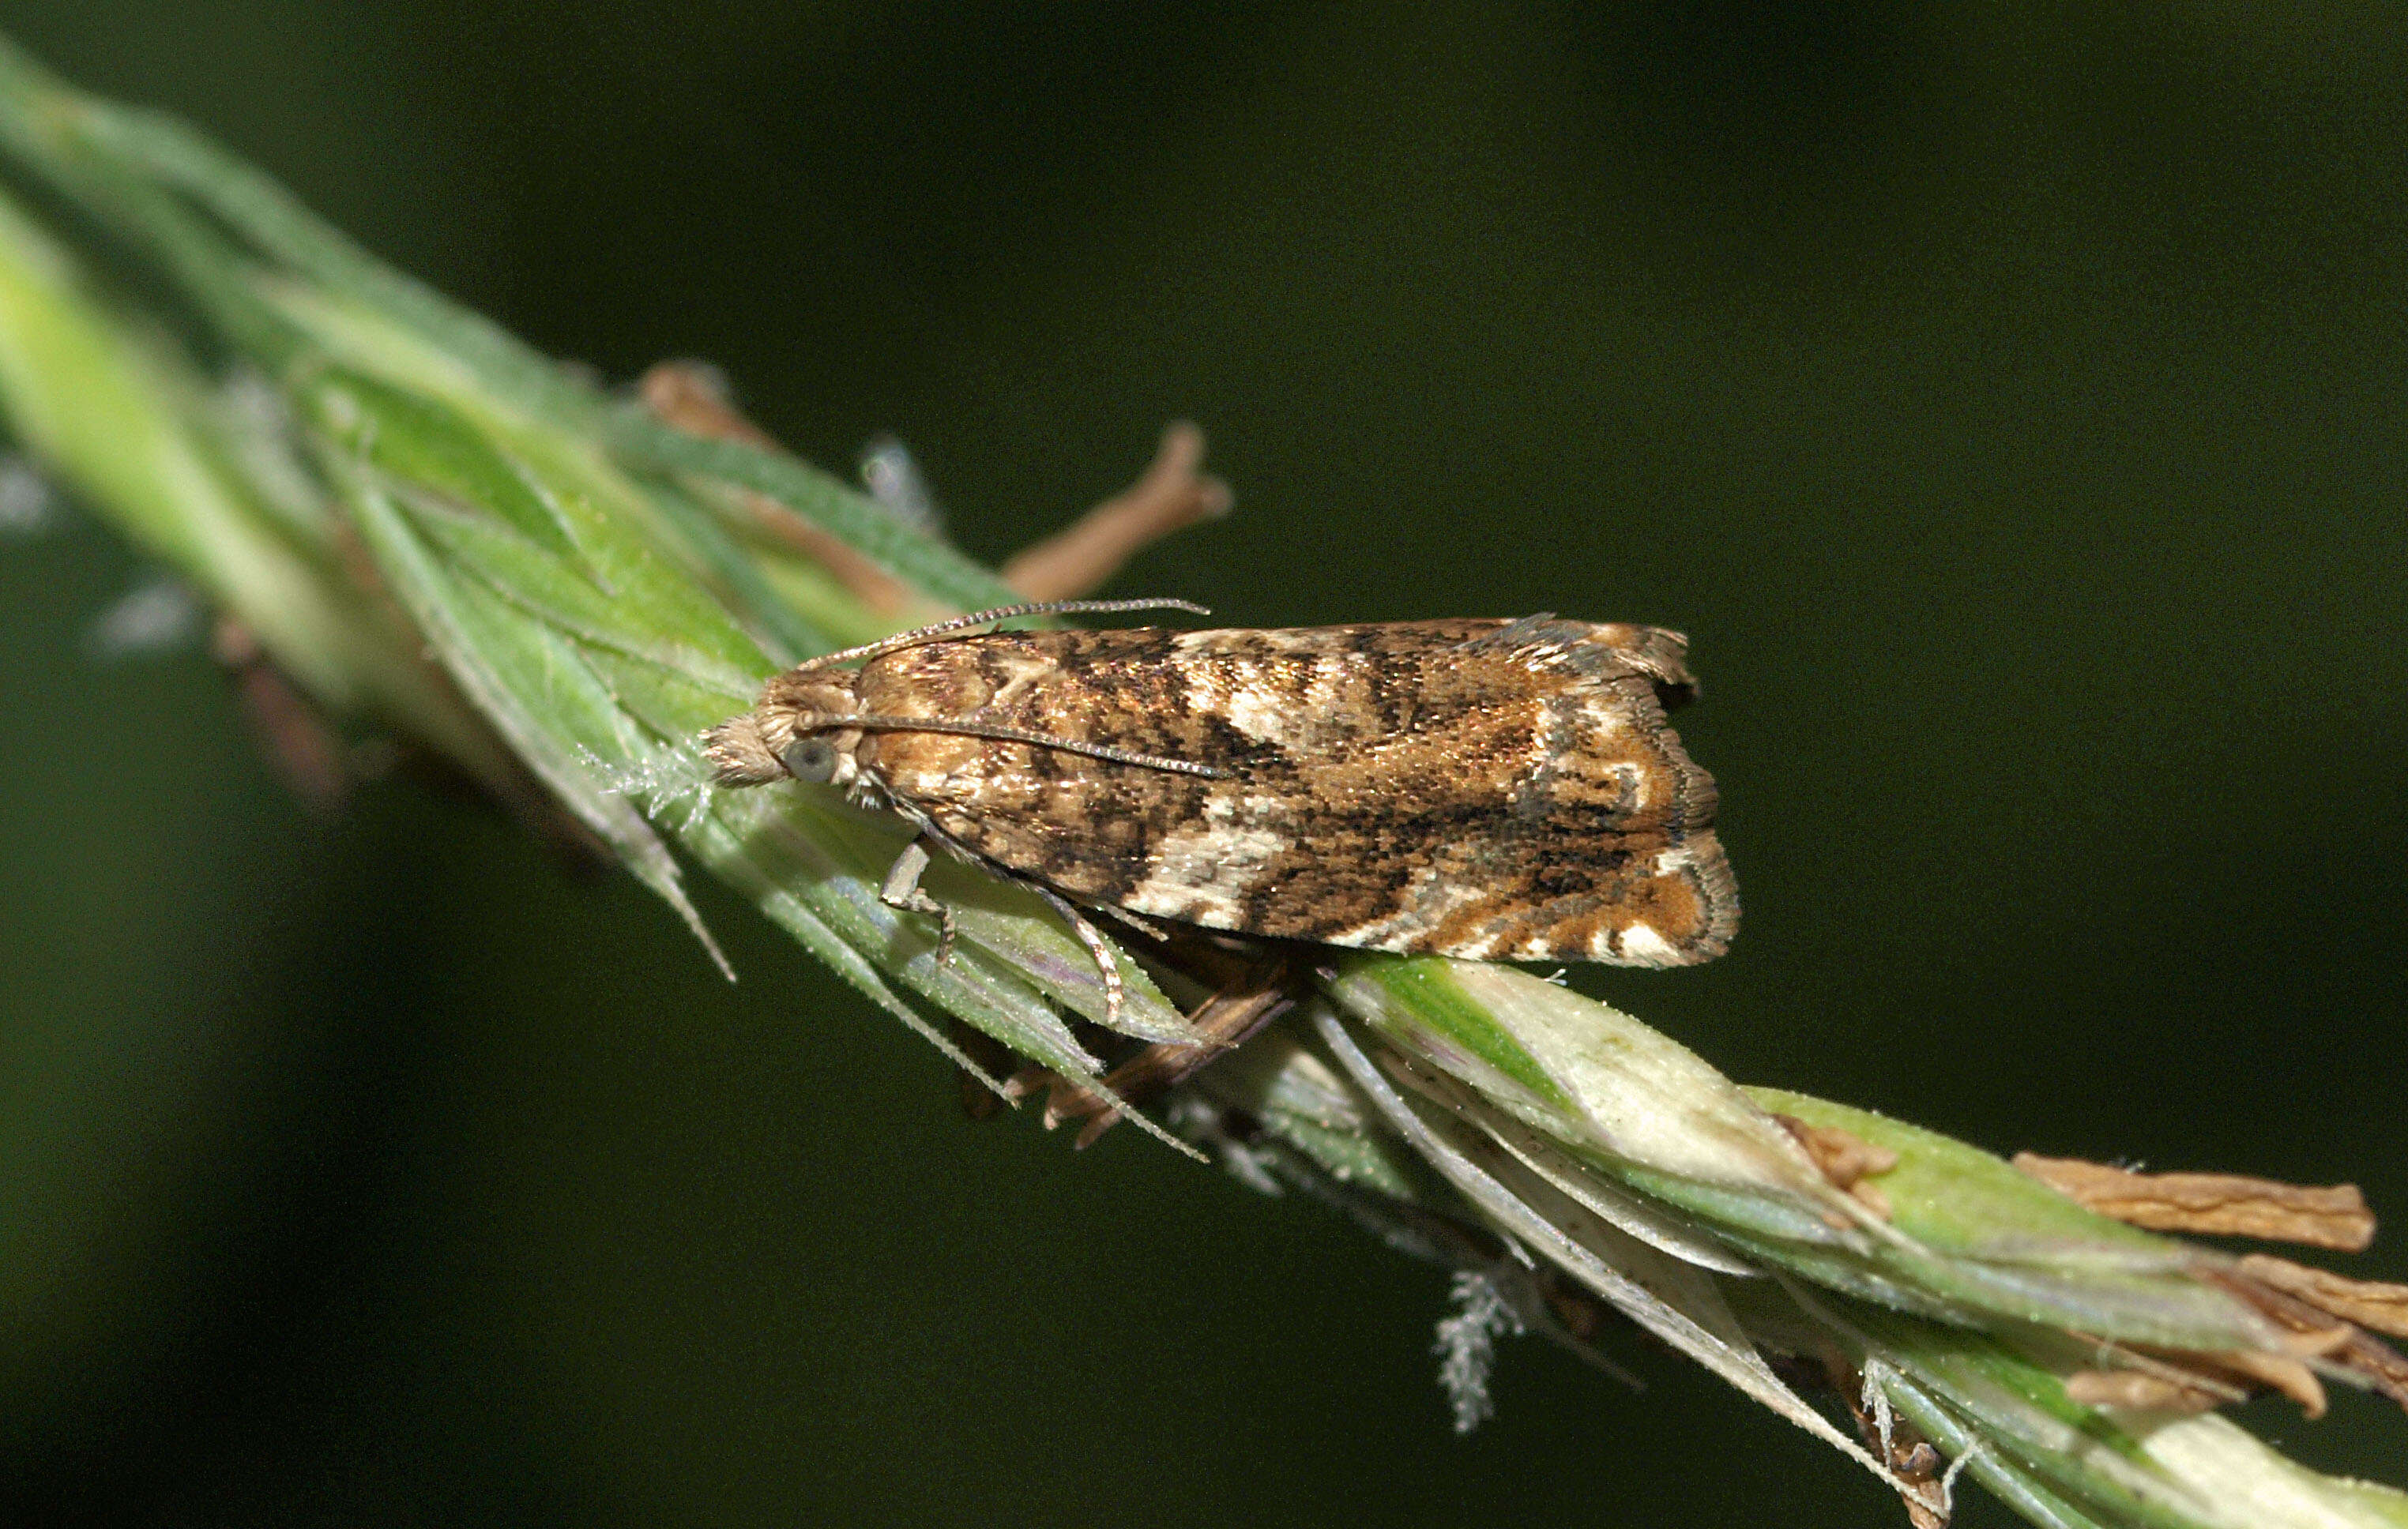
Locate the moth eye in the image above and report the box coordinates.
[779,735,840,783]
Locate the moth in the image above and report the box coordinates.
[703,599,1737,1023]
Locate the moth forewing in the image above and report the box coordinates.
[704,609,1738,1024]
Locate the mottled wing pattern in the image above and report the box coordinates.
[849,618,1737,965]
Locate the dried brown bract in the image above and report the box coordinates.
[2012,1153,2376,1250]
[1777,1114,1902,1219]
[999,421,1232,601]
[2235,1254,2408,1340]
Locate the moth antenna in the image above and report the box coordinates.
[824,714,1225,779]
[799,598,1211,671]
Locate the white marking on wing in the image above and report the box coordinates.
[1172,628,1333,652]
[1222,655,1355,748]
[1222,680,1294,744]
[1613,924,1681,966]
[1650,843,1702,877]
[1334,869,1494,952]
[1124,822,1289,925]
[982,648,1063,709]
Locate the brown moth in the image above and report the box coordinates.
[702,599,1738,1021]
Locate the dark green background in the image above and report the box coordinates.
[1,5,2402,1525]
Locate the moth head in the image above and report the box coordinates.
[777,731,841,783]
[700,712,787,787]
[705,671,869,790]
[762,707,867,792]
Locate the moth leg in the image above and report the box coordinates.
[1029,883,1126,1030]
[1037,952,1300,1148]
[879,835,958,967]
[1100,904,1176,944]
